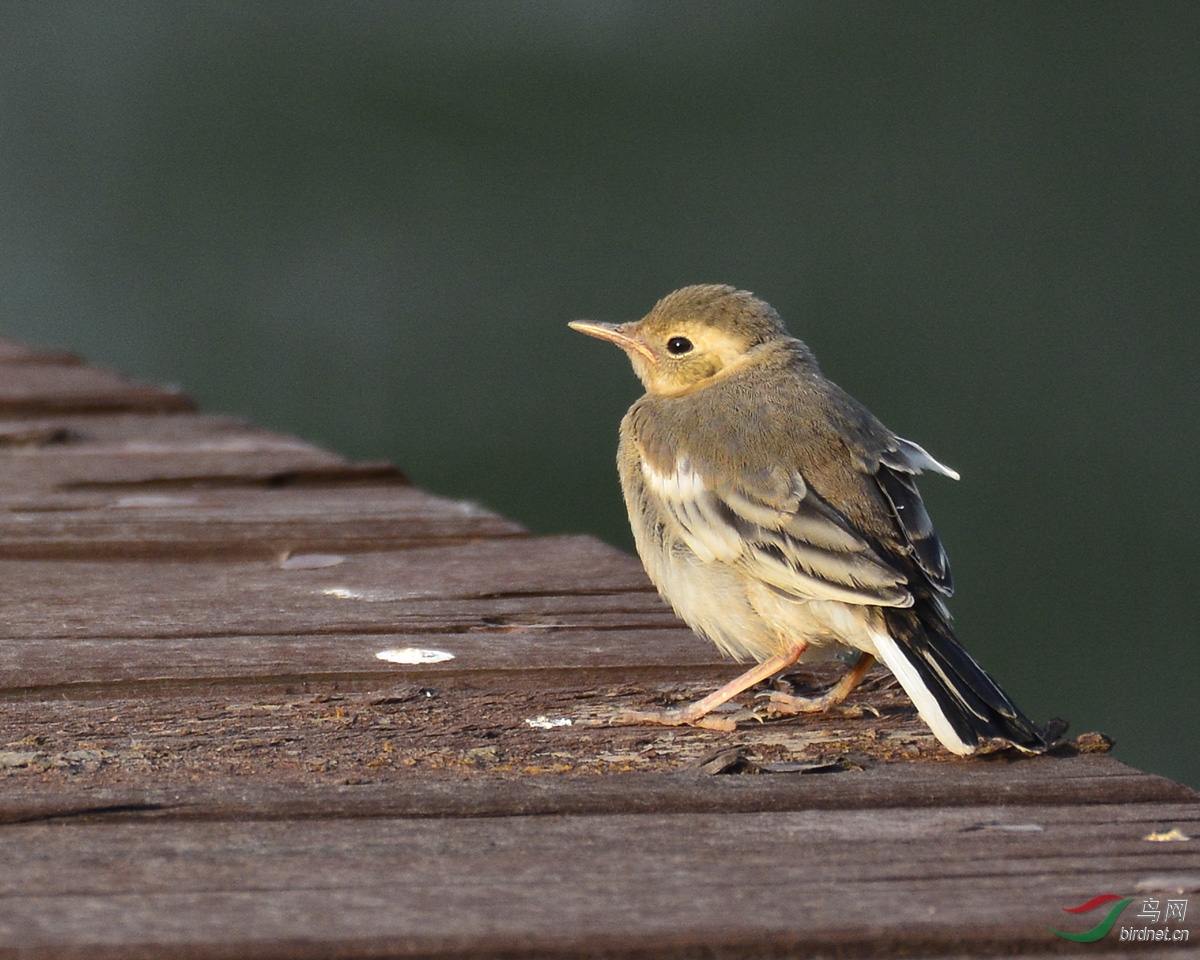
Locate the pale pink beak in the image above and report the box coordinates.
[568,320,658,365]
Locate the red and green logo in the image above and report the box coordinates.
[1047,894,1134,942]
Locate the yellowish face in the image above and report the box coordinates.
[569,317,753,396]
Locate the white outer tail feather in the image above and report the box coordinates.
[870,630,976,756]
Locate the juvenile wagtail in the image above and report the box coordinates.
[570,284,1046,755]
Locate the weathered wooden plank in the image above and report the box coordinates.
[6,800,1198,888]
[0,671,1138,810]
[0,365,194,415]
[0,411,322,448]
[0,624,714,689]
[0,757,1191,823]
[0,413,396,491]
[0,450,399,492]
[89,457,399,488]
[0,485,524,558]
[0,536,655,642]
[0,375,578,551]
[0,802,1194,958]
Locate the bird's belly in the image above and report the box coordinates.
[642,542,877,664]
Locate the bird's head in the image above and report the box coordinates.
[569,284,788,396]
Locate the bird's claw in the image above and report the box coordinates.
[763,690,831,714]
[764,690,880,719]
[609,707,738,732]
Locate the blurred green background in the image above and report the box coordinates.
[1,3,1196,786]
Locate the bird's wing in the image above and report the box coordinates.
[640,456,914,607]
[875,436,957,595]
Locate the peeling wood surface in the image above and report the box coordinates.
[0,340,1197,959]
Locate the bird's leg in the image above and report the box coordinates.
[767,652,876,715]
[611,642,809,732]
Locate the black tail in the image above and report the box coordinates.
[875,600,1047,755]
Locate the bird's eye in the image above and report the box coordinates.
[666,336,693,355]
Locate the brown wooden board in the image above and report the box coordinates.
[0,622,721,689]
[0,799,1195,959]
[0,747,1192,822]
[0,663,1150,813]
[0,413,395,492]
[0,485,524,558]
[0,536,655,643]
[0,411,328,449]
[0,364,194,415]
